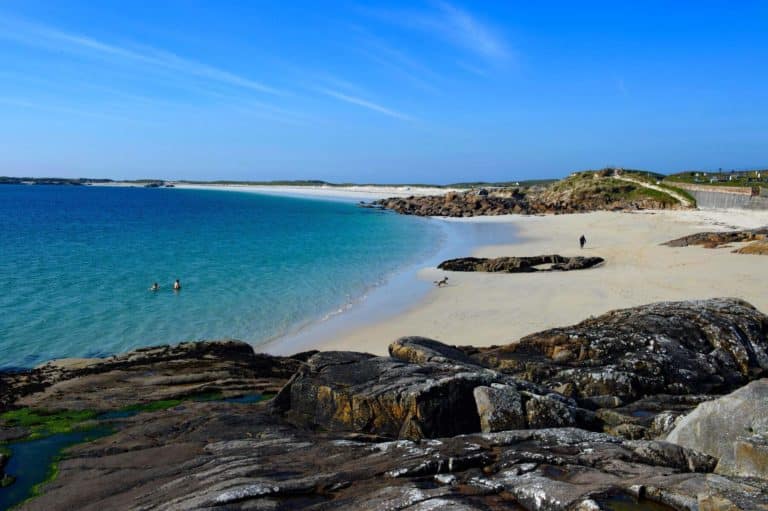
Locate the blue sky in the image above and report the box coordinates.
[0,1,766,183]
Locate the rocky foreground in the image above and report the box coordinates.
[1,298,767,510]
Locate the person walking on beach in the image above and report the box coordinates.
[579,235,587,249]
[173,279,182,291]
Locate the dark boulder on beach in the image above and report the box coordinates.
[437,254,604,272]
[663,227,768,249]
[665,227,768,255]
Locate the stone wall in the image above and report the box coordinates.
[673,182,768,210]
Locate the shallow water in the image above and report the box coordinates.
[0,427,113,510]
[0,185,441,368]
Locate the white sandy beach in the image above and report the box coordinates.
[97,181,768,356]
[95,181,459,201]
[299,208,768,355]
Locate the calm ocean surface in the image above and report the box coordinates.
[0,185,442,369]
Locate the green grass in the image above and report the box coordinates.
[547,174,681,206]
[627,186,677,205]
[619,169,668,182]
[659,183,697,206]
[0,409,98,439]
[553,170,693,207]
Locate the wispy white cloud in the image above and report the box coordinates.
[353,30,443,94]
[197,88,315,126]
[0,15,284,95]
[318,88,413,121]
[361,1,512,64]
[0,96,139,122]
[314,74,370,96]
[433,2,509,62]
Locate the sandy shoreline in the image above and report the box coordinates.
[95,181,768,357]
[296,208,768,356]
[94,181,457,201]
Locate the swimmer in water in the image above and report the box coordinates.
[173,279,182,291]
[149,282,160,291]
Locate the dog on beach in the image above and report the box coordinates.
[434,276,449,287]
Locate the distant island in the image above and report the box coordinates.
[0,175,557,188]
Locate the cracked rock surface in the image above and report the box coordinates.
[2,298,768,510]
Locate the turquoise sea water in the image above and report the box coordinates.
[0,185,442,369]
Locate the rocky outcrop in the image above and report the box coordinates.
[3,298,768,510]
[667,379,768,479]
[273,297,768,442]
[271,350,593,440]
[734,240,768,255]
[437,255,604,273]
[663,227,768,249]
[468,298,768,405]
[375,173,686,217]
[388,336,476,365]
[0,340,306,412]
[374,189,532,217]
[19,400,766,511]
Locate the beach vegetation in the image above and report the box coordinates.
[547,170,687,207]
